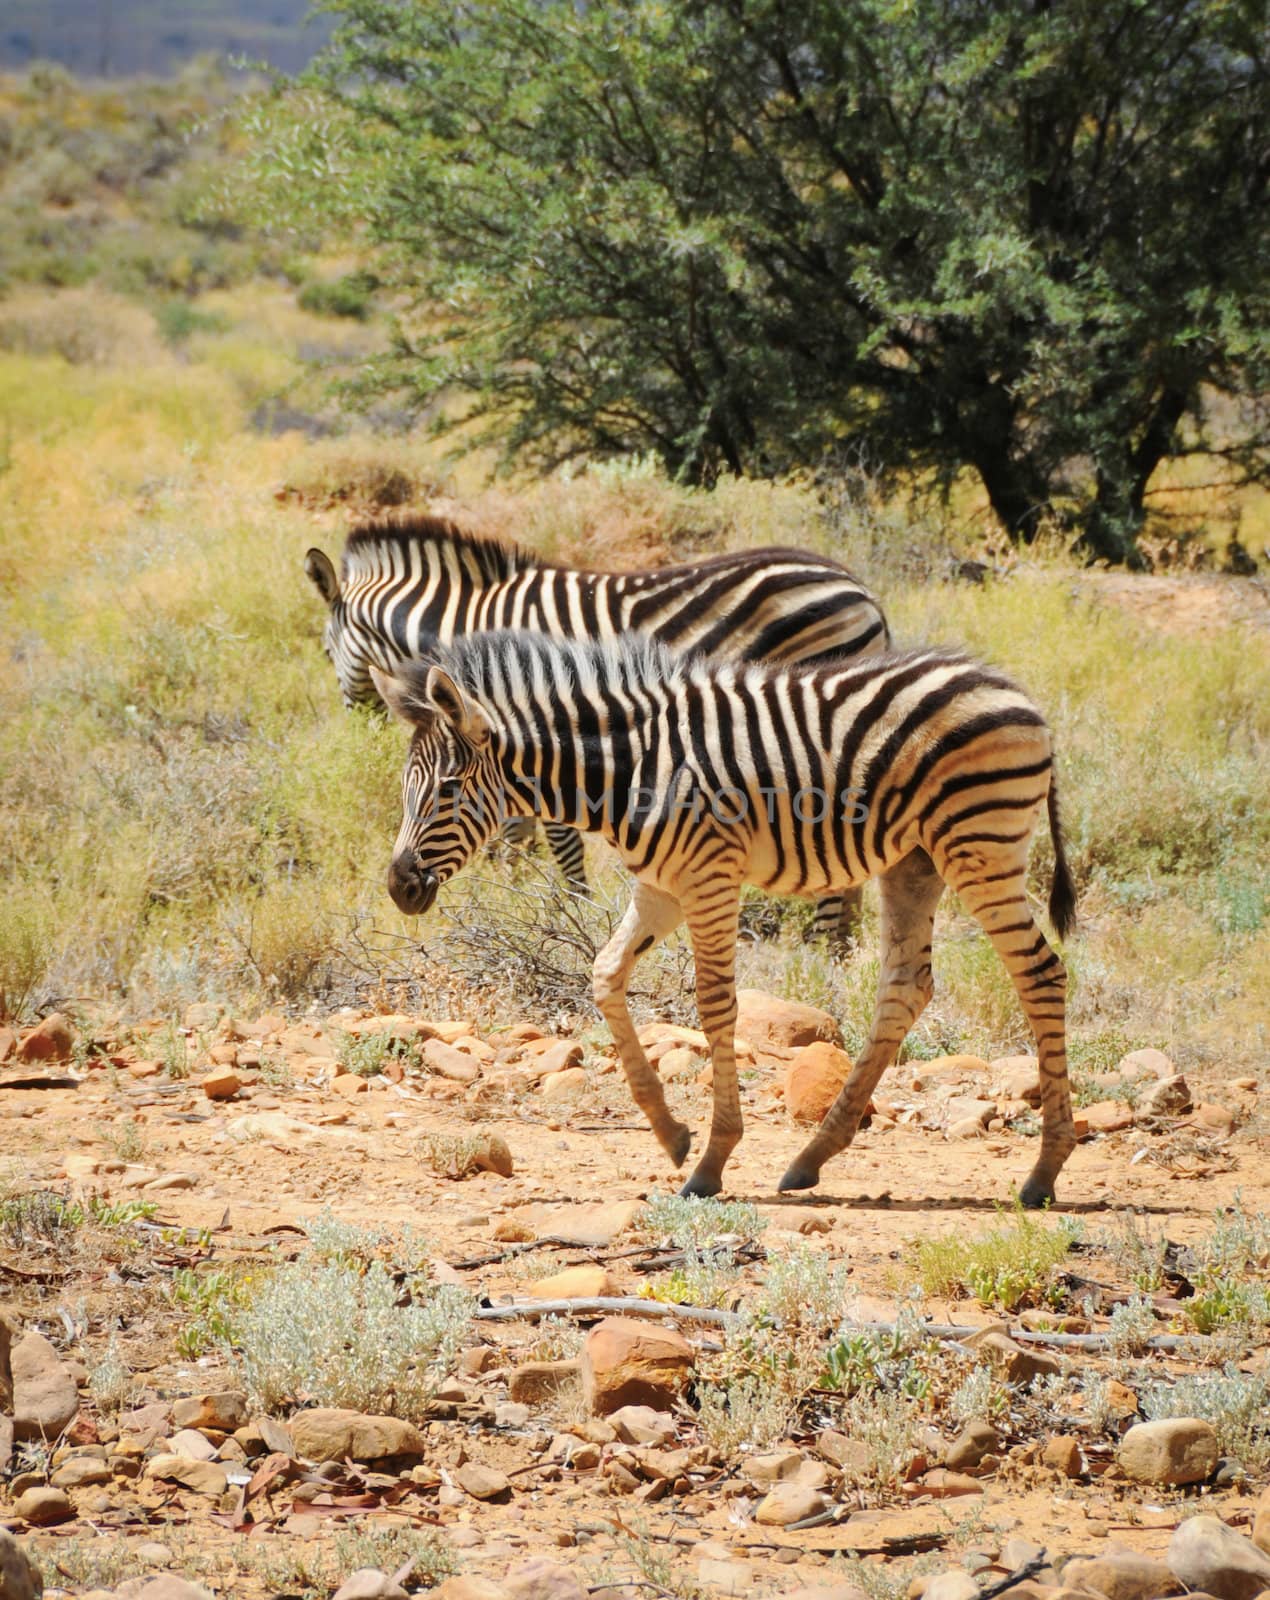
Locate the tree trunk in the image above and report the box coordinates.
[970,443,1055,544]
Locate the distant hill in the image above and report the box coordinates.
[1,0,330,78]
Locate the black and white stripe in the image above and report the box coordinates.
[305,515,889,939]
[375,631,1078,1203]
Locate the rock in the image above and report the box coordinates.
[777,1589,871,1600]
[520,1040,585,1081]
[469,1133,514,1177]
[14,1484,72,1524]
[508,1360,581,1405]
[658,1047,700,1082]
[143,1454,228,1496]
[734,990,842,1054]
[50,1453,111,1488]
[921,1573,980,1600]
[0,1316,13,1413]
[903,1470,985,1498]
[540,1068,588,1102]
[454,1462,512,1501]
[168,1428,218,1460]
[1118,1417,1219,1486]
[503,1558,589,1600]
[947,1118,986,1139]
[745,1447,805,1485]
[1168,1515,1270,1600]
[288,1408,427,1462]
[1254,1486,1270,1556]
[784,1042,854,1123]
[530,1265,613,1299]
[945,1096,996,1128]
[331,1071,369,1098]
[993,1057,1041,1103]
[1135,1075,1192,1117]
[422,1038,481,1082]
[1190,1102,1236,1137]
[10,1330,80,1442]
[754,1481,828,1525]
[0,1527,43,1600]
[434,1582,513,1600]
[962,1329,1061,1384]
[0,1415,11,1477]
[815,1429,873,1476]
[1063,1546,1180,1600]
[944,1420,999,1471]
[17,1014,74,1063]
[170,1391,247,1433]
[1081,1101,1135,1133]
[1042,1434,1084,1477]
[581,1318,695,1416]
[696,1560,753,1596]
[1102,1378,1140,1420]
[127,1581,216,1600]
[332,1573,411,1600]
[1118,1047,1176,1080]
[201,1066,242,1100]
[610,1405,677,1447]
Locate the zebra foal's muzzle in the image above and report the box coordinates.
[387,856,439,916]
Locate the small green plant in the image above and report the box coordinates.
[89,1329,135,1414]
[0,1186,83,1247]
[752,1243,848,1331]
[335,1027,422,1078]
[637,1192,766,1248]
[304,1207,387,1264]
[231,1258,473,1415]
[36,1536,138,1590]
[639,1243,743,1310]
[297,271,377,320]
[419,1131,487,1179]
[0,894,52,1021]
[616,1520,707,1600]
[1183,1280,1270,1337]
[1107,1295,1160,1356]
[694,1372,799,1457]
[1099,1209,1170,1291]
[157,1017,191,1079]
[168,1265,255,1358]
[1142,1364,1270,1470]
[909,1202,1080,1311]
[833,1388,926,1489]
[99,1118,147,1163]
[155,301,231,343]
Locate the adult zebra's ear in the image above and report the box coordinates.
[424,665,491,748]
[304,547,340,607]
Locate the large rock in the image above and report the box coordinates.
[1135,1076,1192,1118]
[143,1455,228,1497]
[1168,1515,1270,1600]
[944,1420,1000,1471]
[170,1391,248,1432]
[0,1527,43,1600]
[1118,1418,1219,1486]
[1118,1047,1176,1081]
[1063,1545,1181,1600]
[13,1485,72,1526]
[529,1265,613,1299]
[734,990,842,1054]
[502,1559,589,1600]
[610,1405,677,1447]
[962,1329,1061,1384]
[754,1481,828,1526]
[1253,1485,1270,1556]
[784,1043,854,1124]
[10,1330,79,1442]
[507,1361,581,1405]
[332,1574,410,1600]
[16,1014,74,1063]
[454,1462,511,1501]
[288,1408,427,1462]
[422,1038,480,1083]
[580,1318,695,1417]
[920,1573,979,1600]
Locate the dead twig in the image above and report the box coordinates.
[474,1296,738,1327]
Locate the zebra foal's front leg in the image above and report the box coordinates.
[679,872,745,1198]
[592,882,691,1167]
[544,823,589,896]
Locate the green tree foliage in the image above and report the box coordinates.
[253,0,1267,560]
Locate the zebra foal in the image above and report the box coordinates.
[305,514,890,940]
[373,632,1079,1203]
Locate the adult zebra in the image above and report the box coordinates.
[305,514,890,942]
[373,631,1077,1202]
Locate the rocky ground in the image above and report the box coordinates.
[1,997,1268,1600]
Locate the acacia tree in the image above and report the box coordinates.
[268,0,1267,560]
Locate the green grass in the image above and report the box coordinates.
[907,1204,1081,1311]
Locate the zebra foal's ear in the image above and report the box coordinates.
[370,665,433,726]
[304,548,340,607]
[424,665,491,747]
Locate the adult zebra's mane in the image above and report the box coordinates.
[411,629,686,710]
[342,514,543,583]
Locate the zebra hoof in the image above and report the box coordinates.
[777,1162,820,1193]
[678,1170,722,1199]
[1019,1176,1056,1209]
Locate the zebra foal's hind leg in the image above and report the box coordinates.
[940,852,1074,1207]
[592,882,691,1167]
[807,887,864,950]
[544,823,589,895]
[781,850,944,1192]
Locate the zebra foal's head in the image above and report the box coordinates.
[372,662,504,917]
[305,546,383,710]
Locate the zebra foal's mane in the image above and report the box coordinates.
[342,513,544,583]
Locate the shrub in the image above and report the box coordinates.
[297,272,376,320]
[232,1258,473,1416]
[908,1205,1081,1311]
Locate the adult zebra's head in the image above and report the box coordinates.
[305,547,382,709]
[372,662,505,917]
